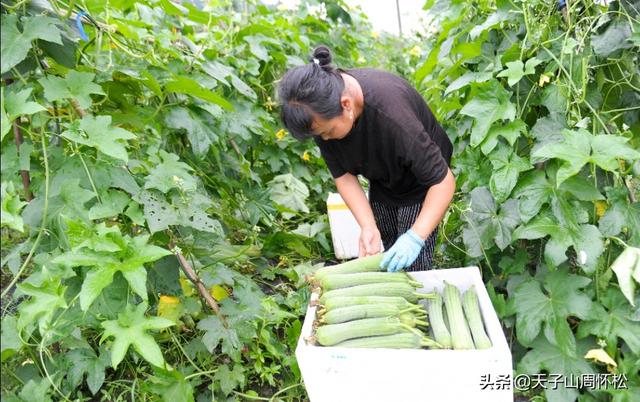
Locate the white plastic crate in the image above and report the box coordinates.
[295,266,513,402]
[326,192,360,259]
[326,192,384,259]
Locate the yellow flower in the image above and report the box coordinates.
[538,74,551,87]
[595,201,607,218]
[302,151,311,161]
[371,30,380,39]
[275,129,287,140]
[409,45,422,57]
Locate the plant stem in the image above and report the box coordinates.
[1,133,50,299]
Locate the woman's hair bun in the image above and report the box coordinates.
[311,45,332,68]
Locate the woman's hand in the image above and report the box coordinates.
[359,225,382,257]
[380,229,424,272]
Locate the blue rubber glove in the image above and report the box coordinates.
[381,229,425,272]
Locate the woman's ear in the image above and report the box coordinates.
[340,95,352,111]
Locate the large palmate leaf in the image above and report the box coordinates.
[52,230,171,310]
[16,280,68,333]
[599,186,640,246]
[164,106,218,156]
[496,57,542,86]
[591,19,634,57]
[88,189,130,220]
[146,369,195,402]
[268,173,310,218]
[577,288,640,355]
[3,87,46,123]
[488,145,532,203]
[459,80,516,147]
[510,269,592,355]
[462,187,520,256]
[38,70,105,109]
[533,129,640,186]
[518,336,595,402]
[214,364,246,396]
[444,71,492,95]
[1,14,63,73]
[513,212,604,272]
[480,119,526,155]
[100,303,174,368]
[136,190,223,234]
[62,115,136,162]
[65,346,110,395]
[513,170,604,223]
[144,150,197,194]
[165,76,232,110]
[1,181,28,232]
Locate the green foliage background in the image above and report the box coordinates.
[1,0,639,401]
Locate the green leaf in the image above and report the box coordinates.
[444,71,492,95]
[17,280,68,333]
[88,189,130,220]
[1,316,22,361]
[164,106,218,155]
[64,220,122,253]
[4,88,46,120]
[559,175,604,201]
[591,19,633,57]
[599,187,640,245]
[469,10,510,39]
[144,150,197,194]
[136,190,223,234]
[513,213,603,272]
[480,119,526,155]
[66,346,110,395]
[533,129,640,186]
[460,81,516,147]
[62,115,136,162]
[1,14,63,73]
[13,379,53,402]
[489,145,532,203]
[38,70,105,109]
[511,269,592,355]
[577,288,640,355]
[462,187,521,255]
[530,113,567,159]
[268,173,310,218]
[202,61,233,85]
[53,230,171,310]
[532,129,591,185]
[22,179,96,227]
[609,247,640,307]
[100,303,174,368]
[518,336,595,402]
[229,74,257,100]
[1,89,10,141]
[214,364,246,396]
[494,199,520,250]
[147,369,195,402]
[244,35,270,62]
[165,77,233,110]
[590,134,640,171]
[197,315,241,355]
[513,170,554,222]
[1,181,28,232]
[496,57,541,87]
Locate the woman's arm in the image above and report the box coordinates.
[380,168,455,271]
[334,173,382,256]
[411,168,456,240]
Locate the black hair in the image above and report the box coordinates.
[277,45,345,141]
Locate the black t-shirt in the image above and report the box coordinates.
[314,68,453,206]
